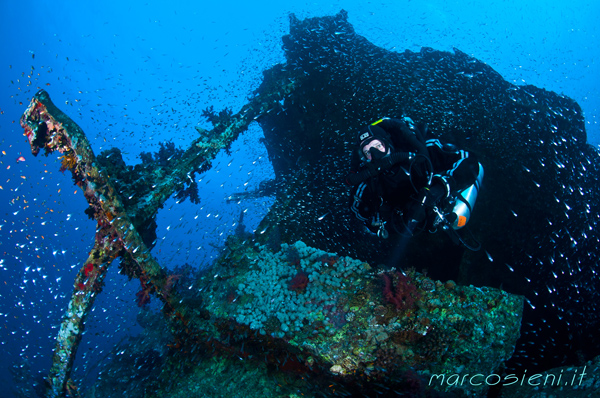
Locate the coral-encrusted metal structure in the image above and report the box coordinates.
[21,90,167,397]
[19,79,298,397]
[20,84,526,397]
[16,8,600,396]
[196,240,524,397]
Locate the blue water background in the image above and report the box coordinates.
[0,0,598,396]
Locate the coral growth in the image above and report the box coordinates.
[139,141,184,168]
[317,254,339,267]
[234,241,368,336]
[202,105,233,128]
[174,179,200,204]
[77,263,103,292]
[288,271,309,294]
[136,278,152,307]
[381,271,421,313]
[95,140,201,249]
[283,245,301,266]
[163,274,181,297]
[369,347,400,379]
[140,141,201,204]
[59,152,77,173]
[135,270,183,308]
[83,263,94,277]
[416,326,453,362]
[136,288,151,307]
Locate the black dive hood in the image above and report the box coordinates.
[357,124,394,162]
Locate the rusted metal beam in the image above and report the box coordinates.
[20,75,299,397]
[127,73,300,226]
[46,236,121,398]
[20,90,169,397]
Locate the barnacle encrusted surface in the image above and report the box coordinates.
[197,239,524,396]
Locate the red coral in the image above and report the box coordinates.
[164,273,181,297]
[136,279,152,307]
[288,271,309,294]
[318,254,339,266]
[83,263,94,277]
[381,271,421,312]
[77,263,98,291]
[136,287,151,307]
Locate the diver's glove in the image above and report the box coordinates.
[345,152,415,186]
[371,151,415,171]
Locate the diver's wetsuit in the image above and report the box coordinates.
[348,118,480,235]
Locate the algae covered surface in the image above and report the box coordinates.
[178,237,524,396]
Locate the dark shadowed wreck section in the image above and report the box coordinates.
[254,10,600,373]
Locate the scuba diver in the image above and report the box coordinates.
[346,117,483,247]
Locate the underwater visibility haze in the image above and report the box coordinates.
[1,1,600,397]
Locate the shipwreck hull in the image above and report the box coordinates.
[17,9,599,398]
[256,10,589,277]
[254,10,600,370]
[18,72,524,398]
[191,238,523,396]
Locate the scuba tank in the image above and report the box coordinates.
[448,163,484,230]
